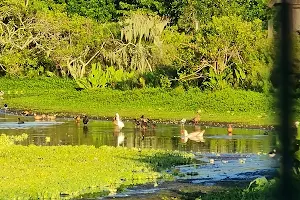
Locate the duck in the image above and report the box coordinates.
[47,114,57,120]
[22,111,30,116]
[141,120,148,130]
[17,118,24,124]
[180,129,205,143]
[139,115,149,129]
[180,118,186,127]
[227,124,233,135]
[114,113,124,129]
[140,115,148,123]
[83,115,89,126]
[74,115,81,123]
[3,104,8,112]
[133,119,141,128]
[268,149,277,158]
[113,116,117,125]
[34,113,43,120]
[192,113,200,125]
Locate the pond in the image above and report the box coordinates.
[0,113,276,153]
[0,112,279,198]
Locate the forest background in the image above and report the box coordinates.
[1,0,297,123]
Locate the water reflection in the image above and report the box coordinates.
[180,126,205,143]
[0,113,276,154]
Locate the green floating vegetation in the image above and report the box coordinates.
[0,134,194,199]
[0,77,277,125]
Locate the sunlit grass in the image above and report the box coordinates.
[0,142,194,199]
[0,77,278,126]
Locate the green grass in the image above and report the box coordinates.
[0,134,194,199]
[0,77,278,125]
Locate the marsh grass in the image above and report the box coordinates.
[0,140,194,199]
[0,77,277,125]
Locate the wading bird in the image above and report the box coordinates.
[114,113,124,129]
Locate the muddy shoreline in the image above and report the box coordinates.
[99,180,254,200]
[3,108,275,130]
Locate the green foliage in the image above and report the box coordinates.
[245,177,276,193]
[198,177,277,200]
[101,11,169,74]
[0,0,114,78]
[0,0,276,93]
[194,0,271,27]
[76,63,136,89]
[195,16,272,91]
[159,75,171,88]
[0,143,194,199]
[117,0,166,15]
[62,0,116,22]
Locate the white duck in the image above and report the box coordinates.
[115,113,124,129]
[180,129,205,143]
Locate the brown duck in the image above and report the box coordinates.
[74,116,81,123]
[192,113,200,125]
[227,124,233,135]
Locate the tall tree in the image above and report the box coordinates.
[101,11,169,73]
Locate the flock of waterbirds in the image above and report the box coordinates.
[2,105,209,128]
[0,102,287,165]
[0,104,237,140]
[0,104,244,150]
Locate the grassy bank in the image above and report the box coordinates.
[0,134,194,199]
[0,77,277,125]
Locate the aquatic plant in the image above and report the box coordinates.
[0,142,194,199]
[0,133,28,147]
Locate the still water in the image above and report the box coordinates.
[0,112,279,196]
[0,113,276,154]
